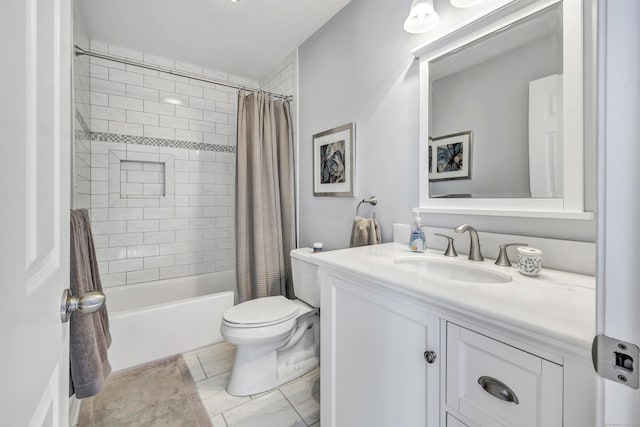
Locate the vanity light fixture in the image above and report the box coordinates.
[450,0,484,8]
[404,0,440,34]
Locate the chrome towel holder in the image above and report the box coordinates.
[356,196,378,217]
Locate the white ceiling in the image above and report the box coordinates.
[76,0,352,81]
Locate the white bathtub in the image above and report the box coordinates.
[105,271,235,371]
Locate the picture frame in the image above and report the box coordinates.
[428,131,472,181]
[313,123,354,197]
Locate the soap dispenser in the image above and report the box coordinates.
[409,213,426,253]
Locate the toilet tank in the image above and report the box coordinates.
[290,248,320,307]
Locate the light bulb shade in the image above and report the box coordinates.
[450,0,484,8]
[404,0,440,34]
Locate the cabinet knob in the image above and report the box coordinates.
[423,351,437,364]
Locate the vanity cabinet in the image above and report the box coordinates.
[320,271,440,427]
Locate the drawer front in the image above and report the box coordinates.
[447,413,470,427]
[446,323,563,427]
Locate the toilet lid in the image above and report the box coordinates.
[223,296,299,327]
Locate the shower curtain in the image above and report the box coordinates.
[235,90,296,303]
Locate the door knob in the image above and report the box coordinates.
[60,289,106,323]
[424,350,437,364]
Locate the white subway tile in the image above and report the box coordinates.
[159,115,189,129]
[159,91,189,106]
[216,216,234,228]
[144,100,175,116]
[175,229,204,242]
[107,44,143,61]
[190,195,216,206]
[143,184,165,196]
[189,218,216,229]
[175,82,203,98]
[175,183,202,195]
[159,265,189,280]
[203,68,229,81]
[126,244,160,258]
[109,68,143,86]
[175,129,203,143]
[126,198,160,208]
[125,144,160,154]
[126,85,159,101]
[91,105,126,122]
[93,235,109,250]
[175,195,190,207]
[144,231,175,244]
[203,88,229,102]
[101,273,127,287]
[175,106,203,120]
[159,241,191,255]
[91,119,109,133]
[202,184,227,195]
[91,78,126,96]
[159,218,189,231]
[89,207,109,221]
[203,206,229,217]
[91,195,109,208]
[126,64,159,77]
[216,102,236,114]
[143,125,174,139]
[90,63,109,79]
[143,53,174,69]
[215,123,236,137]
[144,255,175,269]
[109,94,143,111]
[174,61,202,75]
[203,133,229,146]
[108,207,144,221]
[110,233,144,247]
[121,183,143,196]
[189,120,215,133]
[203,110,228,124]
[91,220,127,235]
[175,206,203,218]
[174,172,190,183]
[89,55,126,70]
[96,247,126,261]
[215,174,234,185]
[190,263,216,275]
[189,97,216,111]
[144,207,175,219]
[190,150,216,161]
[109,121,143,136]
[175,252,203,265]
[127,268,159,284]
[127,220,160,233]
[144,75,175,92]
[91,181,109,195]
[127,111,159,126]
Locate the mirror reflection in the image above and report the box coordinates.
[428,4,563,199]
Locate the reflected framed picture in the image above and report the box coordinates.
[428,131,472,181]
[313,123,354,197]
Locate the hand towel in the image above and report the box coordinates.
[349,216,382,248]
[69,209,112,399]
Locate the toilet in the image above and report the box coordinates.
[220,247,320,396]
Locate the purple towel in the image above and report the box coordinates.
[69,209,112,398]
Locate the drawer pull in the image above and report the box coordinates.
[477,376,519,405]
[423,351,437,364]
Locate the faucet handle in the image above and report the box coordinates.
[434,233,458,257]
[495,243,529,266]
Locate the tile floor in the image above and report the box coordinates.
[182,342,320,427]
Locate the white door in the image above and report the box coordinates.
[596,0,640,425]
[0,0,72,426]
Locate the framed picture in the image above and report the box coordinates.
[428,131,472,181]
[313,123,354,197]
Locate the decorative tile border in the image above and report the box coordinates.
[91,132,236,154]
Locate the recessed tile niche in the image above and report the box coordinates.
[108,150,175,207]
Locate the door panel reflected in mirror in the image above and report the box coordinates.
[428,3,562,199]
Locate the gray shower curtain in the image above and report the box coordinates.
[235,90,296,303]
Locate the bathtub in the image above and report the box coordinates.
[105,270,235,371]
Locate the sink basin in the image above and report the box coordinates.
[393,256,512,284]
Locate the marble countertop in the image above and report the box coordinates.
[313,242,595,351]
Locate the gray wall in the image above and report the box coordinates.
[298,0,596,251]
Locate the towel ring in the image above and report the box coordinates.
[356,196,378,217]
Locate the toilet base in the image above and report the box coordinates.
[226,315,319,396]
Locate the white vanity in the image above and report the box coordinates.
[316,242,596,426]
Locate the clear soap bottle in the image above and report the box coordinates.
[409,214,426,253]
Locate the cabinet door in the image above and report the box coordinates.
[446,323,563,427]
[321,273,439,427]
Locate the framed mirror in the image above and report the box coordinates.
[413,0,592,219]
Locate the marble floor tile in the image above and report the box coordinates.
[197,371,251,417]
[280,368,320,425]
[211,413,228,427]
[223,391,305,427]
[198,341,236,378]
[184,353,207,382]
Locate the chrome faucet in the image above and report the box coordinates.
[454,224,484,261]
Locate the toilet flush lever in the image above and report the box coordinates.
[60,289,106,323]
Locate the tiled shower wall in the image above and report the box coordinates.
[86,41,260,287]
[73,1,91,210]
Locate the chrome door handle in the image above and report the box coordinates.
[477,376,519,404]
[424,351,437,364]
[60,289,106,323]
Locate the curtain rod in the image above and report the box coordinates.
[74,45,293,101]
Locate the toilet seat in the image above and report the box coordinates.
[223,296,299,328]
